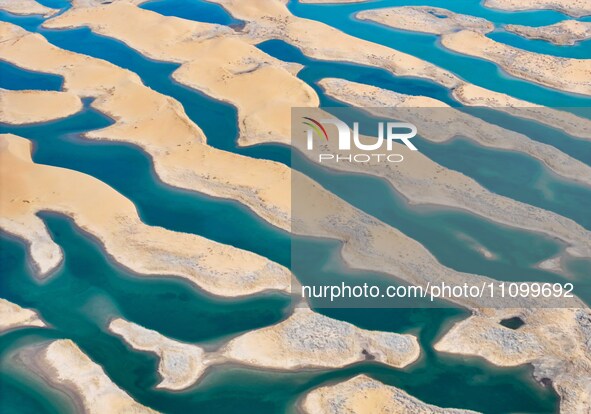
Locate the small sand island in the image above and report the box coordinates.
[22,339,158,414]
[302,375,478,414]
[109,308,420,389]
[357,6,494,35]
[0,89,82,125]
[505,20,591,45]
[0,0,57,17]
[0,298,46,333]
[484,0,591,18]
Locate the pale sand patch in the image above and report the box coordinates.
[40,5,591,259]
[109,308,419,388]
[299,0,370,3]
[357,6,494,35]
[319,77,591,187]
[435,308,591,414]
[484,0,591,18]
[0,0,57,17]
[0,298,45,333]
[505,20,591,46]
[302,374,479,414]
[0,90,83,125]
[0,133,291,296]
[441,30,591,96]
[109,319,207,391]
[35,339,158,414]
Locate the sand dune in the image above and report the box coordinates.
[0,133,291,296]
[484,0,591,18]
[435,308,591,414]
[0,0,57,17]
[505,20,591,46]
[109,308,419,388]
[0,89,83,125]
[0,298,45,333]
[302,374,478,414]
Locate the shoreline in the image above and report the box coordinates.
[505,21,591,46]
[483,0,591,18]
[0,0,57,17]
[0,90,83,125]
[0,298,46,334]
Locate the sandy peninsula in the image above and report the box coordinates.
[0,133,291,296]
[26,339,158,414]
[505,20,591,45]
[435,307,591,414]
[302,374,478,414]
[357,6,494,35]
[484,0,591,18]
[441,30,591,96]
[319,77,591,187]
[0,0,57,17]
[0,298,46,333]
[0,89,83,125]
[109,308,419,388]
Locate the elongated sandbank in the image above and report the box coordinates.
[302,374,478,414]
[319,77,591,187]
[40,5,591,259]
[484,0,591,18]
[0,0,57,17]
[299,0,370,4]
[23,339,158,414]
[0,298,45,333]
[357,7,494,35]
[435,308,591,414]
[505,20,591,45]
[0,89,83,125]
[441,30,591,96]
[109,308,420,388]
[0,133,291,296]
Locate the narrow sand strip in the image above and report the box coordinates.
[299,0,370,3]
[0,134,291,296]
[357,6,494,35]
[0,90,83,125]
[435,308,591,414]
[441,30,591,96]
[109,308,420,388]
[484,0,591,18]
[319,77,591,187]
[302,374,479,414]
[39,5,591,259]
[505,20,591,46]
[28,339,158,414]
[0,298,45,333]
[0,0,57,17]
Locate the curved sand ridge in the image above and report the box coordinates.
[319,77,591,187]
[0,133,291,296]
[0,0,57,17]
[109,308,420,389]
[39,4,591,258]
[302,374,478,414]
[441,30,591,96]
[23,339,158,414]
[0,298,46,333]
[505,20,591,46]
[484,0,591,18]
[357,6,494,36]
[435,308,591,413]
[0,89,83,125]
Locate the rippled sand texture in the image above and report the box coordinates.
[483,0,591,17]
[505,21,591,45]
[0,0,57,17]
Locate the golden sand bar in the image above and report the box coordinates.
[505,20,591,46]
[109,308,419,388]
[0,0,57,16]
[435,308,591,414]
[0,299,45,333]
[31,339,158,414]
[319,77,591,186]
[357,6,494,35]
[0,133,291,296]
[302,375,478,414]
[441,30,591,96]
[0,90,82,125]
[484,0,591,18]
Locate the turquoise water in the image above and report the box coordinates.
[0,1,589,412]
